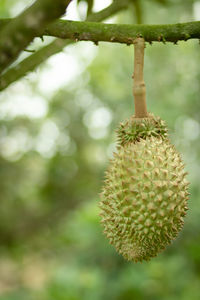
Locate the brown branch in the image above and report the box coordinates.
[0,0,73,74]
[43,19,200,44]
[133,38,148,118]
[0,0,130,91]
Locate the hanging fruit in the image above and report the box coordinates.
[99,38,189,262]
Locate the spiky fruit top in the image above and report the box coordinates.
[117,113,168,146]
[100,115,189,262]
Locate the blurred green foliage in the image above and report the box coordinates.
[0,0,200,299]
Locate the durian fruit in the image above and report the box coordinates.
[99,115,189,262]
[100,38,189,262]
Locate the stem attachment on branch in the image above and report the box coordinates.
[133,37,148,118]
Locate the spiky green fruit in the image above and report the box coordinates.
[100,116,189,262]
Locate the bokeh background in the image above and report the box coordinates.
[0,0,200,299]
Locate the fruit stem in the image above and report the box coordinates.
[133,37,148,118]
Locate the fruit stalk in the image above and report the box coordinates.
[133,37,148,118]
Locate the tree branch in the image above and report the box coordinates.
[0,0,130,91]
[43,19,200,44]
[1,17,197,57]
[1,1,200,91]
[0,0,130,30]
[0,0,72,74]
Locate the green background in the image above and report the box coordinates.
[0,0,200,299]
